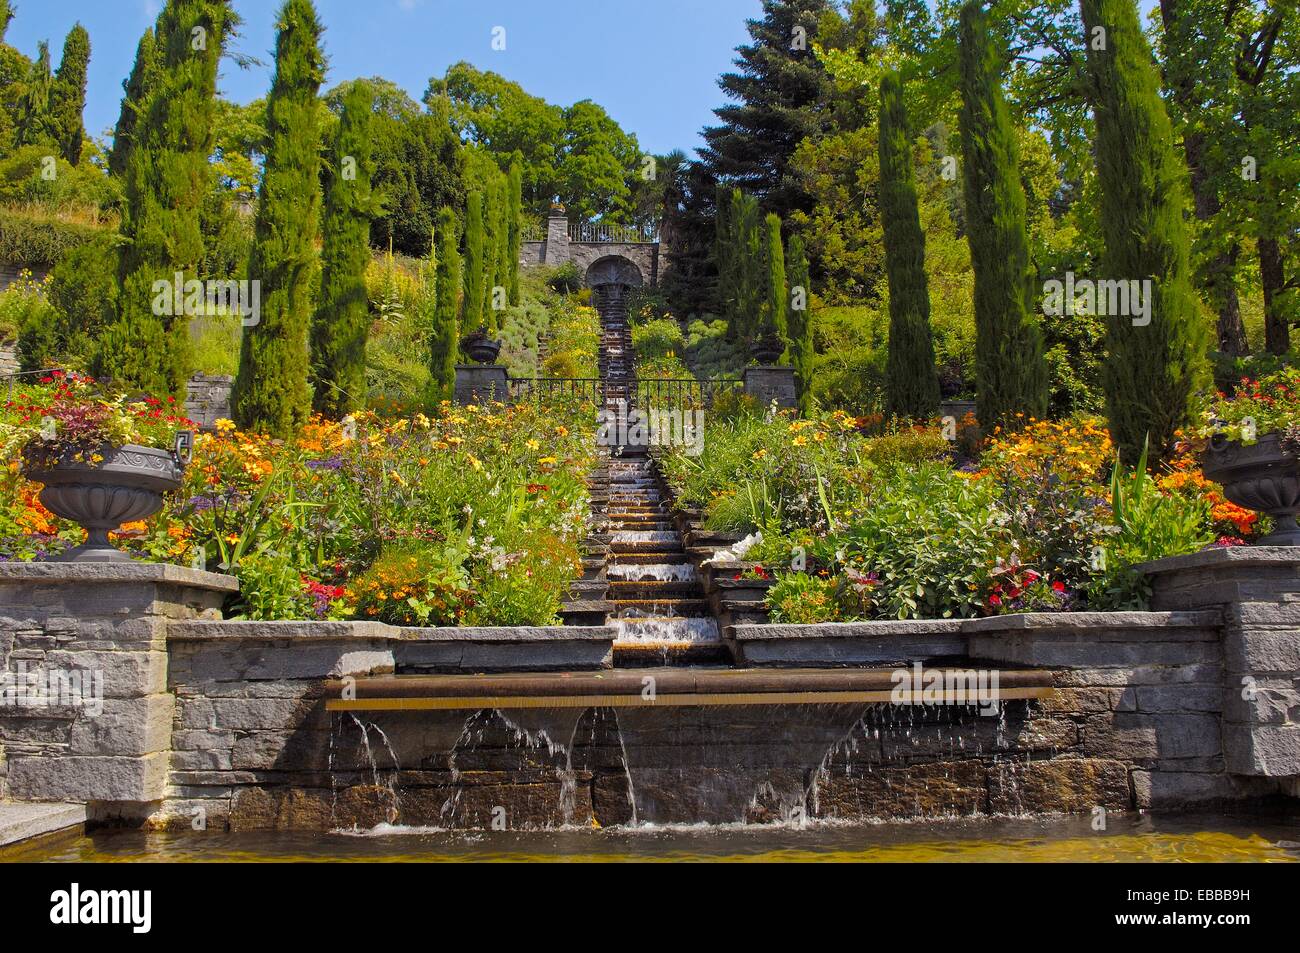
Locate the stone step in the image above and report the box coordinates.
[607,580,704,599]
[612,598,712,616]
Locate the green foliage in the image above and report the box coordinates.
[1081,0,1209,464]
[428,206,460,405]
[957,1,1048,432]
[34,237,119,369]
[13,41,55,149]
[684,316,746,380]
[768,573,844,624]
[0,144,119,216]
[545,261,582,295]
[49,23,89,164]
[761,212,787,343]
[698,0,832,219]
[109,28,158,178]
[0,205,108,264]
[632,318,686,361]
[1088,443,1214,609]
[234,0,324,437]
[785,235,814,412]
[6,271,57,367]
[106,0,236,397]
[312,82,375,418]
[507,156,522,304]
[879,71,939,420]
[429,62,643,222]
[462,189,486,331]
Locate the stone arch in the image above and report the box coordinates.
[585,255,644,288]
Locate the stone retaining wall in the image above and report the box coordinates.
[2,550,1298,831]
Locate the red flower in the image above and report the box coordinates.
[988,595,1002,606]
[1051,580,1066,593]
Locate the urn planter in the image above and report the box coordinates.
[1200,432,1300,545]
[23,442,187,563]
[749,335,785,366]
[462,330,502,365]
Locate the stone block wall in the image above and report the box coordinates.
[0,564,235,813]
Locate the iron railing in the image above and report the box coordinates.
[508,377,605,404]
[634,378,741,409]
[568,221,659,244]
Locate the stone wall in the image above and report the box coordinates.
[2,550,1298,832]
[521,214,659,286]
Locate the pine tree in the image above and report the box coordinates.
[507,157,523,305]
[879,71,939,420]
[957,1,1047,432]
[50,24,89,164]
[233,0,324,436]
[786,233,814,412]
[109,28,158,178]
[761,212,787,344]
[103,0,235,396]
[700,0,833,218]
[463,189,486,332]
[428,206,461,404]
[311,81,374,418]
[1080,0,1207,464]
[14,41,56,149]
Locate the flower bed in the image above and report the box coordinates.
[2,377,596,625]
[661,412,1257,623]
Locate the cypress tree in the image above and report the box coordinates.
[463,190,486,332]
[233,0,324,436]
[1080,0,1208,464]
[0,2,12,43]
[786,233,814,413]
[103,0,234,396]
[761,212,787,344]
[14,41,56,149]
[50,23,89,164]
[735,190,762,345]
[428,206,460,404]
[311,82,374,418]
[482,174,502,327]
[957,1,1047,432]
[879,71,939,420]
[507,157,523,305]
[714,183,735,330]
[109,28,158,178]
[493,173,510,318]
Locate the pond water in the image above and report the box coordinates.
[6,812,1299,863]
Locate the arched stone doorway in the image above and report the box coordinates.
[585,255,644,289]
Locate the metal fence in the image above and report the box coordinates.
[634,377,741,409]
[508,377,606,405]
[567,222,659,244]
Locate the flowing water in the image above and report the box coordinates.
[7,813,1298,862]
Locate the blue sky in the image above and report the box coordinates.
[11,0,762,156]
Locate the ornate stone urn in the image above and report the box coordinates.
[749,335,784,365]
[1200,432,1300,545]
[462,329,502,365]
[23,437,189,563]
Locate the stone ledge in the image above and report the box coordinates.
[1138,546,1300,574]
[0,801,86,847]
[963,610,1222,633]
[731,619,966,641]
[0,562,238,592]
[168,620,616,643]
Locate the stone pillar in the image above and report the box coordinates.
[1143,547,1300,784]
[742,365,797,410]
[454,364,509,405]
[542,209,570,266]
[0,563,236,814]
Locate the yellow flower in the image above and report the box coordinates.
[468,455,483,471]
[215,418,237,434]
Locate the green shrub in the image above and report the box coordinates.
[768,573,844,624]
[546,261,582,294]
[0,207,106,265]
[632,317,686,361]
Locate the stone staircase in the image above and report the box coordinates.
[562,284,726,665]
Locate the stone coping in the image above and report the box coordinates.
[0,801,86,848]
[963,610,1222,633]
[169,620,615,643]
[327,665,1055,698]
[731,619,965,641]
[1138,545,1300,574]
[0,561,238,591]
